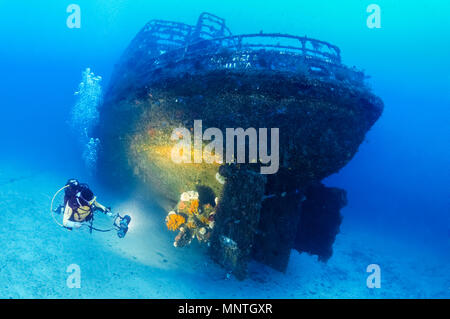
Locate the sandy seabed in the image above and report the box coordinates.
[0,159,448,299]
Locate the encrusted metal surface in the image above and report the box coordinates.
[108,12,365,101]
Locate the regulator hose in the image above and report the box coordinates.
[50,185,69,228]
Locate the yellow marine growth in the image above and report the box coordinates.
[198,215,209,225]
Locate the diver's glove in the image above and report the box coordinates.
[105,207,113,217]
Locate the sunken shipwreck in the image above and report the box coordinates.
[94,13,383,279]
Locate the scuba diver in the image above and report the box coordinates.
[61,179,110,230]
[52,179,131,237]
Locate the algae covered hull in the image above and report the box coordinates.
[95,13,383,279]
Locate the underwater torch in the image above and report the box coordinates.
[117,215,131,238]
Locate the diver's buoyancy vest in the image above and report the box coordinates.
[64,181,94,222]
[72,202,93,222]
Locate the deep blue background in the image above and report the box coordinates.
[0,1,448,253]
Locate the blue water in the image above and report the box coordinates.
[0,1,448,298]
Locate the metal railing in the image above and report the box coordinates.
[108,13,366,100]
[180,33,341,64]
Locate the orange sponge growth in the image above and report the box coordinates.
[166,213,185,231]
[178,201,187,211]
[187,199,199,215]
